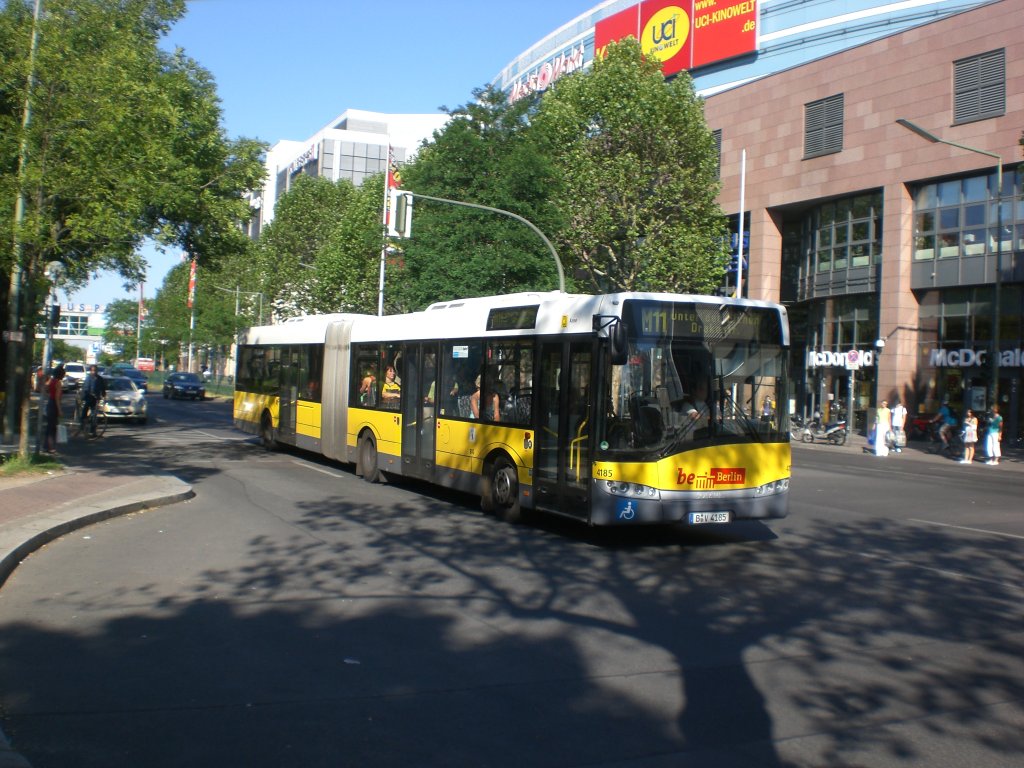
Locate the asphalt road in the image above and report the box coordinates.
[0,397,1022,767]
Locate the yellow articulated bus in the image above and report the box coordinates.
[234,291,791,526]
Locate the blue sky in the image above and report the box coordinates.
[71,0,600,308]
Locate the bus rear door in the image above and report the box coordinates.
[278,347,299,444]
[400,342,437,480]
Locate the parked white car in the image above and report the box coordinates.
[61,361,88,391]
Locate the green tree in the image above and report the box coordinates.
[32,336,79,366]
[102,298,142,357]
[532,39,728,293]
[254,174,381,318]
[144,257,245,371]
[393,85,564,311]
[0,0,265,451]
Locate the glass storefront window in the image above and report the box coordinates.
[964,203,985,227]
[963,175,987,202]
[916,184,937,208]
[911,170,1021,262]
[817,248,830,272]
[963,228,986,256]
[803,192,883,277]
[938,180,961,206]
[939,207,960,228]
[943,316,967,342]
[938,231,960,259]
[915,234,936,260]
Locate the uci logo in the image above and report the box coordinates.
[641,7,689,64]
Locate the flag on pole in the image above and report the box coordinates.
[387,145,401,191]
[384,145,401,229]
[187,258,197,308]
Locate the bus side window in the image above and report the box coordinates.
[353,345,380,408]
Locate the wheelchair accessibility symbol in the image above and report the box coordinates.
[617,500,636,521]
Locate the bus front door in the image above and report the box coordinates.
[534,341,592,519]
[400,343,437,480]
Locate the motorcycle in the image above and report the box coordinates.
[797,417,848,445]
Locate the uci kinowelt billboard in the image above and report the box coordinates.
[506,0,757,104]
[595,0,758,76]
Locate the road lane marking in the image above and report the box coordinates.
[292,460,346,479]
[911,519,1024,541]
[193,429,248,440]
[855,548,1024,591]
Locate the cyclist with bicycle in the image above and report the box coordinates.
[79,364,107,437]
[931,397,958,450]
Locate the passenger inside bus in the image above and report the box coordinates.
[381,366,401,408]
[359,368,377,406]
[469,374,500,421]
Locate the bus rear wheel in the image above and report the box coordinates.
[359,434,381,483]
[260,412,276,451]
[483,455,523,523]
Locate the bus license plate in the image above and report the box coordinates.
[689,512,731,525]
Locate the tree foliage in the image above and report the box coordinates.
[532,39,728,293]
[253,173,382,318]
[392,86,564,311]
[0,0,266,443]
[102,298,141,351]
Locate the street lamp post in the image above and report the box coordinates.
[874,337,886,408]
[895,118,1003,409]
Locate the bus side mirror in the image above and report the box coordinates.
[608,322,627,366]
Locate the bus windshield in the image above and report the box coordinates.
[597,300,788,458]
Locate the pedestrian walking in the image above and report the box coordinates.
[43,366,65,453]
[960,409,978,464]
[985,404,1003,465]
[874,399,891,457]
[891,399,907,453]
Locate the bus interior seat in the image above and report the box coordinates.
[628,395,663,443]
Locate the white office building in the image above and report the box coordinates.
[248,109,449,238]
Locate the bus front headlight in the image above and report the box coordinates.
[755,479,790,496]
[605,481,659,499]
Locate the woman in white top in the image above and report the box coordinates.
[874,400,891,457]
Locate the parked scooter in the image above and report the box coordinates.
[797,416,848,445]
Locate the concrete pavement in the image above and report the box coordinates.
[0,421,1017,766]
[0,432,193,768]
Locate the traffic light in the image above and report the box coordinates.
[388,190,413,239]
[49,303,60,326]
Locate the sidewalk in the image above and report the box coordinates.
[0,433,193,768]
[794,428,1024,469]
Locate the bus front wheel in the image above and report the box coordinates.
[359,434,381,483]
[483,455,522,523]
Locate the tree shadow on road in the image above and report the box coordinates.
[1,482,1023,766]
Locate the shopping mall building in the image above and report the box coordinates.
[494,0,1023,438]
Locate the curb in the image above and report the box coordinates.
[0,477,194,590]
[0,477,193,767]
